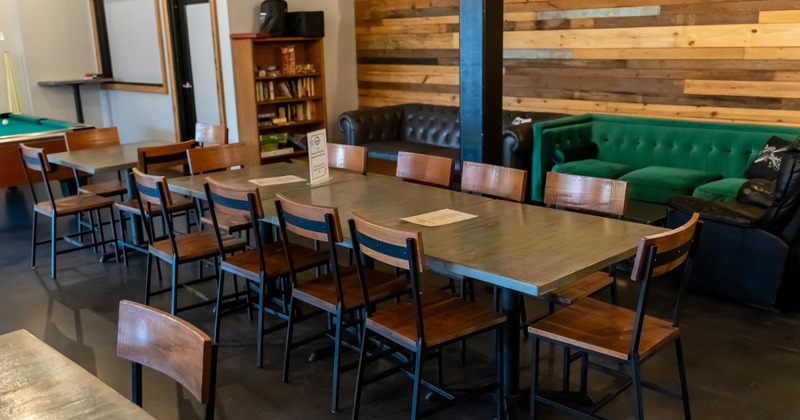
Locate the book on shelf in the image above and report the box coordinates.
[260,147,295,159]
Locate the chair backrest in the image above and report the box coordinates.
[18,144,55,206]
[396,151,452,188]
[349,212,427,343]
[65,127,120,151]
[195,122,228,147]
[117,300,216,411]
[187,143,247,175]
[204,177,264,261]
[461,161,528,202]
[131,167,170,208]
[137,140,195,174]
[328,143,367,175]
[544,172,628,217]
[628,213,700,355]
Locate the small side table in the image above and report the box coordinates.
[38,78,114,123]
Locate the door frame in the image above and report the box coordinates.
[165,0,226,140]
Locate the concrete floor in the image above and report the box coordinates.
[2,185,800,420]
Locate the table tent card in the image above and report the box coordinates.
[307,128,331,185]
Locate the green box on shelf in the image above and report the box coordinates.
[260,132,288,152]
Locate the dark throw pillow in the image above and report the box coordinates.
[737,178,775,208]
[744,136,795,181]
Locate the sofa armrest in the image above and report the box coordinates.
[530,114,595,202]
[501,122,534,170]
[337,105,404,146]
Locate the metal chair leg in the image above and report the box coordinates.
[411,349,425,420]
[144,253,153,305]
[630,357,644,420]
[213,270,225,343]
[31,212,38,268]
[170,261,179,315]
[256,277,267,368]
[331,310,344,413]
[351,327,369,420]
[676,338,692,420]
[282,297,296,383]
[50,215,57,280]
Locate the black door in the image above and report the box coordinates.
[167,0,205,141]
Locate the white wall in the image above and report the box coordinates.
[15,0,103,125]
[0,0,28,113]
[219,0,358,141]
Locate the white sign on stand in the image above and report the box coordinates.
[307,129,330,185]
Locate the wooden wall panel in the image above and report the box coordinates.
[354,0,800,126]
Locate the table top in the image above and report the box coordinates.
[168,162,665,296]
[168,162,365,200]
[47,140,172,174]
[0,330,155,419]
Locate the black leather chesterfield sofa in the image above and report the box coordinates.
[337,103,566,177]
[667,148,800,310]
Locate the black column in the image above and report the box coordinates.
[459,0,504,165]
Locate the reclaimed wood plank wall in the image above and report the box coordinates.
[355,0,800,125]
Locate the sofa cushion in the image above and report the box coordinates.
[692,178,747,202]
[620,166,722,204]
[744,135,795,181]
[669,196,764,226]
[552,159,635,180]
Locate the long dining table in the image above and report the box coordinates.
[168,161,665,418]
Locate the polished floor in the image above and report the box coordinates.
[2,185,800,419]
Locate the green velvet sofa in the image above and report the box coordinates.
[531,114,800,203]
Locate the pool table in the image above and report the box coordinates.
[0,113,88,188]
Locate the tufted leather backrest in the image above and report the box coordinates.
[400,104,461,147]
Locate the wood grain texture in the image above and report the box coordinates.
[328,143,368,175]
[544,172,628,217]
[187,143,247,174]
[276,192,343,243]
[194,122,228,146]
[65,127,120,150]
[631,212,699,281]
[355,0,800,126]
[117,300,213,404]
[396,151,453,188]
[0,330,154,419]
[461,161,527,202]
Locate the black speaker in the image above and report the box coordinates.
[286,12,324,38]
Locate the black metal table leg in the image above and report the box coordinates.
[499,287,520,420]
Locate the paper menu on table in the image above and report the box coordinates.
[400,209,478,227]
[248,175,306,186]
[307,129,330,185]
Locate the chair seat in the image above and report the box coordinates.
[150,231,246,263]
[366,291,507,350]
[115,196,194,216]
[219,242,328,280]
[34,193,115,216]
[544,271,615,306]
[530,297,679,361]
[293,265,408,313]
[78,179,127,197]
[201,214,250,233]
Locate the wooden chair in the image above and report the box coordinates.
[349,212,506,420]
[132,168,247,315]
[529,213,701,420]
[64,127,127,198]
[19,144,119,280]
[276,194,407,413]
[396,151,453,188]
[115,141,197,261]
[542,172,630,308]
[187,143,249,234]
[328,143,367,175]
[187,142,247,175]
[117,300,218,419]
[544,171,628,217]
[461,161,528,202]
[195,122,228,147]
[204,178,327,368]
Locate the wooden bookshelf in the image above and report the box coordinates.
[231,35,326,166]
